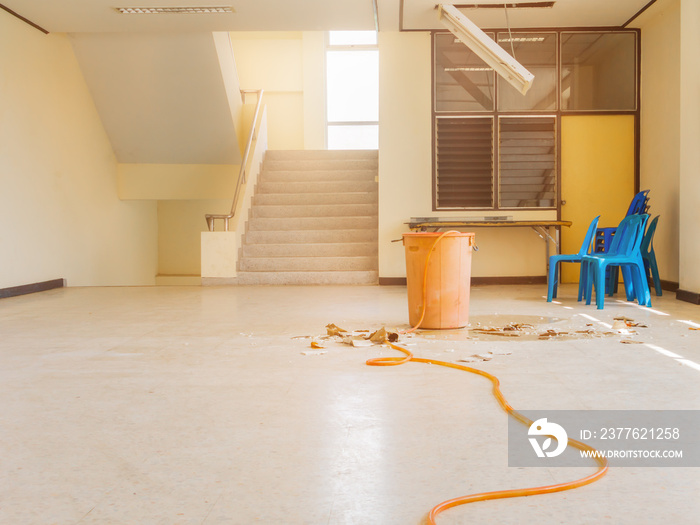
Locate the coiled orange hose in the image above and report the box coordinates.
[367,231,608,524]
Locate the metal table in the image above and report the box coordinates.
[406,218,572,272]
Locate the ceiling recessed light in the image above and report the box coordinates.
[115,6,234,14]
[452,2,555,8]
[445,67,493,72]
[498,37,546,43]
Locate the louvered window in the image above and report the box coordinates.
[499,117,556,208]
[436,117,493,208]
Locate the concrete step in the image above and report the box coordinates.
[253,192,377,206]
[264,159,378,171]
[257,180,377,194]
[248,216,377,231]
[261,169,376,183]
[265,149,378,161]
[232,149,380,286]
[251,203,377,218]
[244,229,378,244]
[235,270,379,285]
[240,256,377,272]
[242,242,377,258]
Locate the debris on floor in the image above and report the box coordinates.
[469,322,617,341]
[349,338,373,347]
[471,324,531,337]
[368,327,399,343]
[301,350,327,356]
[297,312,657,362]
[614,316,648,328]
[326,323,347,336]
[538,329,570,339]
[458,352,497,363]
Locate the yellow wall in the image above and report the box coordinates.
[157,200,229,276]
[118,164,238,200]
[0,12,157,288]
[636,0,681,284]
[377,31,556,280]
[229,32,325,150]
[560,116,636,282]
[302,32,327,150]
[678,0,700,294]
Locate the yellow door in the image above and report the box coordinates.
[560,115,636,283]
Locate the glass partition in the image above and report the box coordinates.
[561,32,636,111]
[497,33,557,112]
[434,32,495,112]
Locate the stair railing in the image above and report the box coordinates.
[205,89,264,231]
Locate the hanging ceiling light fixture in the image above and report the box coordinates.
[437,4,534,95]
[114,6,234,14]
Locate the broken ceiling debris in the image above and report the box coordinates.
[613,317,648,328]
[301,350,327,356]
[326,323,348,336]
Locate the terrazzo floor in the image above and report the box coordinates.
[1,283,699,524]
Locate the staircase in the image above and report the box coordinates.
[236,150,379,285]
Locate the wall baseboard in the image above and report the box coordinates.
[676,289,700,305]
[379,276,547,286]
[378,277,406,285]
[660,279,679,292]
[0,279,65,299]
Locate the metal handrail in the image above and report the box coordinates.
[205,89,264,231]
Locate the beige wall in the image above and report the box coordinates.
[118,164,238,200]
[377,31,555,280]
[302,32,327,150]
[678,0,700,294]
[230,32,325,150]
[0,13,157,288]
[636,0,681,284]
[158,200,229,276]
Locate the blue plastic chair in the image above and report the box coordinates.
[607,213,662,299]
[581,214,650,310]
[641,215,662,297]
[547,215,600,302]
[594,190,650,253]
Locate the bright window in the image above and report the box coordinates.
[326,31,379,150]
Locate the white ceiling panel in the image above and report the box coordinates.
[1,0,377,33]
[401,0,655,31]
[2,0,655,33]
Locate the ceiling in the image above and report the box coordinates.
[69,32,242,164]
[3,0,657,33]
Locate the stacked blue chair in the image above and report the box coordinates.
[606,209,662,299]
[581,214,651,310]
[641,215,662,296]
[547,215,600,302]
[594,190,649,254]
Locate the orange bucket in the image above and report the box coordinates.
[403,232,475,329]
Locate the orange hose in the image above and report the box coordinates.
[368,231,608,524]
